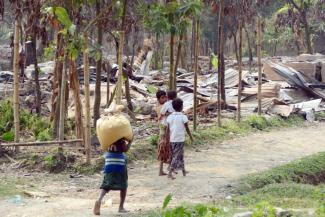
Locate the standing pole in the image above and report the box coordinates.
[83,32,91,164]
[116,31,125,104]
[13,19,20,151]
[58,53,67,141]
[217,0,224,127]
[257,16,262,115]
[237,20,243,122]
[193,19,199,131]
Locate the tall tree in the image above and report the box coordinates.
[237,20,243,122]
[217,0,224,127]
[13,15,20,149]
[286,0,313,54]
[193,18,199,131]
[93,0,103,127]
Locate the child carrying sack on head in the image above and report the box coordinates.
[165,98,193,180]
[93,138,132,215]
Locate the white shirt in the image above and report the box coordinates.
[166,112,189,143]
[160,100,175,125]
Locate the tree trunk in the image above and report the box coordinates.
[52,33,63,139]
[232,31,239,62]
[181,31,189,72]
[116,31,124,105]
[13,19,20,149]
[217,0,224,127]
[83,32,91,164]
[32,36,41,115]
[169,33,175,90]
[173,33,184,89]
[58,53,67,141]
[237,21,243,122]
[244,26,253,69]
[93,0,103,127]
[116,0,128,104]
[70,60,84,142]
[193,19,199,131]
[106,61,112,107]
[257,16,262,115]
[301,10,313,54]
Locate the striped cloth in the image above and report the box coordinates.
[103,152,126,174]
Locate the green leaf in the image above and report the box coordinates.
[211,53,218,69]
[162,193,173,209]
[54,7,72,28]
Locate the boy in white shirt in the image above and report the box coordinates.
[166,98,193,180]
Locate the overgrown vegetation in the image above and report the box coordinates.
[0,99,52,141]
[237,152,325,193]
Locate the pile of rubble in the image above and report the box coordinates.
[1,51,325,123]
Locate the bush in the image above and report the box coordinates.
[149,135,159,147]
[37,129,52,141]
[316,204,325,217]
[252,202,276,217]
[244,115,269,130]
[0,99,13,134]
[1,131,14,141]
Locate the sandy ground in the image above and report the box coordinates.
[1,123,325,217]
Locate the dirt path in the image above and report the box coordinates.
[1,124,325,217]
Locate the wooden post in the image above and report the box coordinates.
[58,53,67,141]
[83,32,91,164]
[173,33,184,90]
[169,34,175,90]
[237,20,243,122]
[193,19,199,131]
[116,31,124,105]
[257,16,262,115]
[13,20,20,151]
[217,0,224,127]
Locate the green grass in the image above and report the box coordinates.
[233,183,324,208]
[192,115,304,146]
[237,152,325,194]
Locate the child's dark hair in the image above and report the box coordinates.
[167,90,177,100]
[156,90,166,99]
[172,98,183,112]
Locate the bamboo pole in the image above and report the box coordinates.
[217,0,224,127]
[13,19,20,151]
[173,33,184,90]
[0,139,83,147]
[83,32,91,164]
[169,34,175,90]
[257,16,262,115]
[116,31,124,105]
[237,20,243,122]
[193,19,199,131]
[58,53,67,141]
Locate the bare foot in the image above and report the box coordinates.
[118,208,129,213]
[93,201,101,215]
[159,172,167,176]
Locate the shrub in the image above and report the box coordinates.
[149,135,159,147]
[37,129,52,141]
[1,131,14,141]
[252,202,276,217]
[0,99,13,134]
[244,115,269,130]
